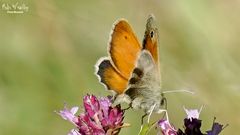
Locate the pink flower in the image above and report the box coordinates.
[206,117,227,135]
[184,106,202,121]
[157,107,227,135]
[57,94,125,135]
[57,104,79,125]
[158,119,177,135]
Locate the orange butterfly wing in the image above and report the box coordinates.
[96,16,159,94]
[96,20,141,94]
[142,15,159,67]
[96,58,128,94]
[109,20,141,79]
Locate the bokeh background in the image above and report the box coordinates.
[0,0,240,134]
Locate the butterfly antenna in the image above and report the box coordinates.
[162,89,194,95]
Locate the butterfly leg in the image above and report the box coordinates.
[147,103,157,123]
[160,93,167,109]
[137,113,148,135]
[138,104,159,135]
[156,109,169,122]
[123,103,132,111]
[141,113,148,125]
[160,94,168,119]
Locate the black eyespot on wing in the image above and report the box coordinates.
[150,31,154,38]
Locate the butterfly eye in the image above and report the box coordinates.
[150,30,154,38]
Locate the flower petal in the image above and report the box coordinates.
[206,118,225,135]
[184,118,203,135]
[158,119,177,135]
[71,107,79,115]
[57,104,78,124]
[83,95,100,117]
[184,106,202,121]
[68,129,81,135]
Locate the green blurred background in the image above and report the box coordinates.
[0,0,239,134]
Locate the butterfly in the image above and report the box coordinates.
[95,15,165,116]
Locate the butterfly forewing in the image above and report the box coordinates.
[109,20,141,79]
[96,20,141,94]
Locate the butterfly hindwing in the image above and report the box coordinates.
[125,50,161,111]
[96,58,128,94]
[125,50,160,98]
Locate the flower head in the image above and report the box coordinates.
[158,119,177,135]
[206,117,227,135]
[183,117,203,135]
[179,107,204,135]
[57,94,125,135]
